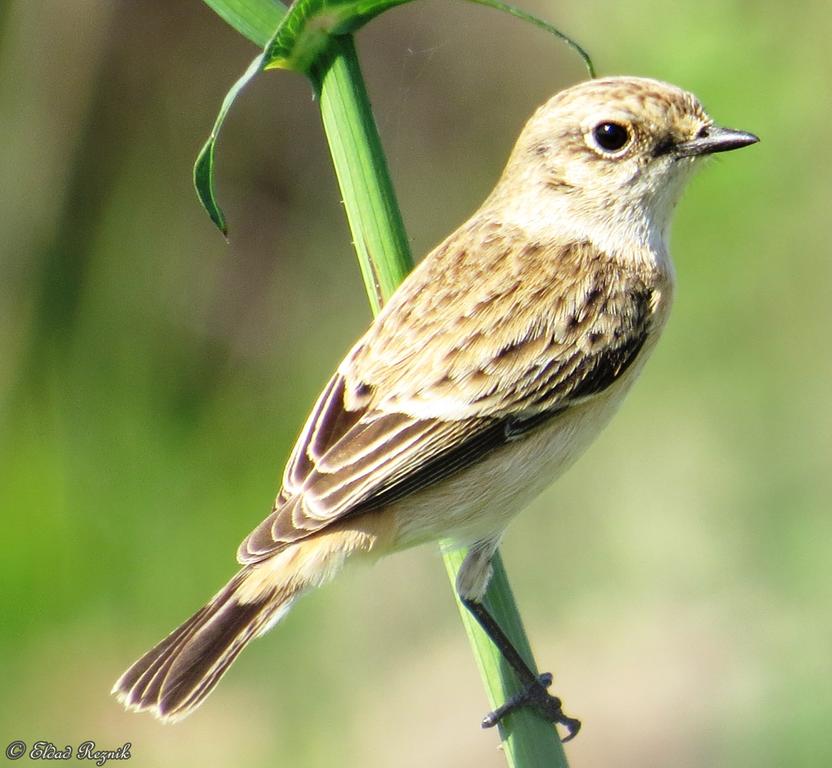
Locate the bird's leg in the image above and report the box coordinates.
[456,543,581,742]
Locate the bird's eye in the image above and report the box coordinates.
[591,122,631,153]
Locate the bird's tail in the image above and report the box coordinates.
[112,525,377,722]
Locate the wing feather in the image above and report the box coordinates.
[238,229,658,565]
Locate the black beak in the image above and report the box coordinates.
[674,125,759,158]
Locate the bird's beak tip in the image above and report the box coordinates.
[676,126,759,158]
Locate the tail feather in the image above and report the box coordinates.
[114,522,385,722]
[169,599,281,718]
[112,569,292,723]
[119,594,219,704]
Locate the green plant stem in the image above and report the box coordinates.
[309,34,569,768]
[311,35,411,313]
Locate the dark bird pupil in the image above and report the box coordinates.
[593,122,629,151]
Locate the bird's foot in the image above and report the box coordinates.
[481,672,581,743]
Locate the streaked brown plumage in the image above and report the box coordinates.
[113,77,757,725]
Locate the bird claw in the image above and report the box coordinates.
[480,672,581,743]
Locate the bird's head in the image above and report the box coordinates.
[494,76,758,253]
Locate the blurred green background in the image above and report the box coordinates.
[1,1,829,766]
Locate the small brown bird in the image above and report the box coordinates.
[113,76,757,734]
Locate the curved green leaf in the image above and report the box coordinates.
[193,53,266,235]
[466,0,595,77]
[197,0,593,234]
[262,0,594,77]
[265,1,410,71]
[202,0,286,47]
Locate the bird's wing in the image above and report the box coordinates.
[238,230,656,564]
